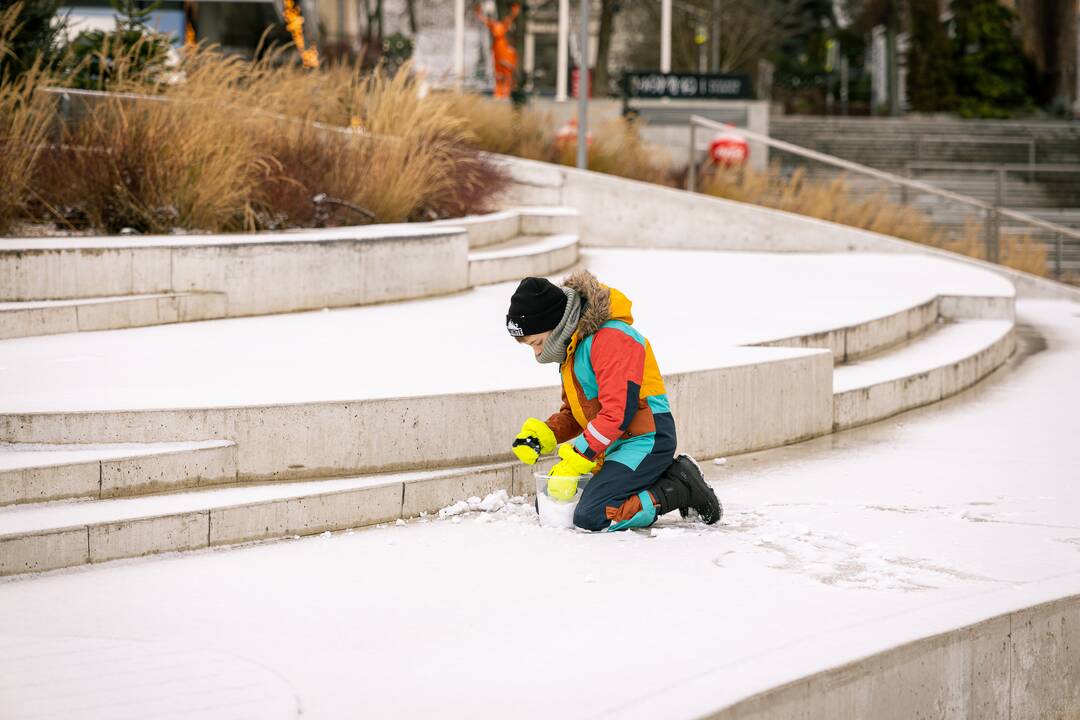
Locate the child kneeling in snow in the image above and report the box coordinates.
[507,271,721,531]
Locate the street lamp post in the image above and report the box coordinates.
[660,0,671,73]
[454,0,465,89]
[576,0,589,169]
[711,0,720,71]
[557,0,570,101]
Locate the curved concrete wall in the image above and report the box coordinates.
[495,155,1080,303]
[708,592,1080,720]
[0,347,833,481]
[0,207,584,339]
[757,297,940,363]
[0,227,471,313]
[0,292,1011,482]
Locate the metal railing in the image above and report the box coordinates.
[687,115,1080,279]
[901,161,1080,207]
[903,161,1080,174]
[811,133,1038,178]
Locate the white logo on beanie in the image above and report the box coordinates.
[507,319,524,337]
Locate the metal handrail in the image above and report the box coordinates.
[813,132,1035,148]
[905,161,1080,174]
[687,114,1080,276]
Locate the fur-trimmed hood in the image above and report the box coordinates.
[562,270,634,340]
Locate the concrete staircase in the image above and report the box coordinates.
[753,291,1015,430]
[0,155,1040,578]
[438,206,581,286]
[0,284,1015,577]
[831,318,1013,431]
[0,461,529,576]
[0,206,580,339]
[770,117,1080,170]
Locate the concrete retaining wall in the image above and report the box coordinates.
[708,593,1080,720]
[497,155,1080,303]
[0,229,471,315]
[0,206,581,332]
[0,348,831,482]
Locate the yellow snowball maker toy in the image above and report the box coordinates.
[544,443,597,501]
[545,475,579,502]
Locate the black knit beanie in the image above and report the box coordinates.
[506,277,568,337]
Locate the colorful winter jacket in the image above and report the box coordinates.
[545,271,673,467]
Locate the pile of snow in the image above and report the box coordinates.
[437,490,532,521]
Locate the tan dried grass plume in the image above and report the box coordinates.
[0,4,57,233]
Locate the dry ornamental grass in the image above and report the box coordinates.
[0,12,1058,278]
[0,5,57,234]
[8,39,511,234]
[700,164,1049,277]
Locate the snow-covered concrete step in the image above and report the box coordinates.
[0,345,831,483]
[468,234,579,286]
[757,297,939,365]
[833,319,1015,431]
[0,441,237,505]
[517,207,580,241]
[0,225,470,313]
[756,294,1013,366]
[0,460,541,576]
[435,206,579,250]
[0,292,227,339]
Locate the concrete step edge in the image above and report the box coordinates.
[752,292,1013,365]
[832,320,1015,431]
[0,459,549,577]
[0,440,238,506]
[468,233,579,262]
[0,291,228,340]
[430,206,580,250]
[467,234,580,286]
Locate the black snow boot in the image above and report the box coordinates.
[650,455,722,525]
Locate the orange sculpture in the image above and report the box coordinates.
[475,3,521,99]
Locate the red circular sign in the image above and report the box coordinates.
[709,131,749,167]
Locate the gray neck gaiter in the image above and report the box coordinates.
[536,288,582,364]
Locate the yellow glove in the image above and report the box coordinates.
[548,442,597,480]
[512,418,557,465]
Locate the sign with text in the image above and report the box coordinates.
[623,72,752,100]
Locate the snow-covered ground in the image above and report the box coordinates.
[0,250,1011,412]
[0,299,1075,720]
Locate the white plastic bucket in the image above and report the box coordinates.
[534,472,592,528]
